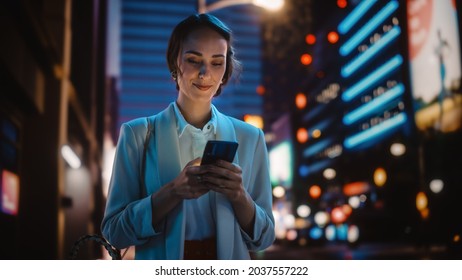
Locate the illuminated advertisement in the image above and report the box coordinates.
[1,169,20,216]
[407,0,462,132]
[269,114,294,188]
[269,140,293,188]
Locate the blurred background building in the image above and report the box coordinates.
[0,0,461,260]
[0,0,107,259]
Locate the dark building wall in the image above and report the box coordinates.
[0,0,107,259]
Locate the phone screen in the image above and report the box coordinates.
[201,140,238,165]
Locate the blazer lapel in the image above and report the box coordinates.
[213,108,240,259]
[155,103,185,259]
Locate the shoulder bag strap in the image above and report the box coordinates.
[140,116,155,198]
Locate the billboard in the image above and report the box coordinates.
[407,0,462,132]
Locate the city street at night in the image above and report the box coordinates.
[1,0,461,268]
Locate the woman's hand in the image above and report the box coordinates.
[201,160,245,202]
[171,157,210,200]
[151,157,209,230]
[202,160,256,237]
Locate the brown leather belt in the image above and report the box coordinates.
[184,237,217,260]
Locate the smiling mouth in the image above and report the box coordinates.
[194,84,213,91]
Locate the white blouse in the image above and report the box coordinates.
[173,102,217,240]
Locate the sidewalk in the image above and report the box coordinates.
[253,242,460,260]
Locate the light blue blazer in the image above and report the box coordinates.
[101,103,275,259]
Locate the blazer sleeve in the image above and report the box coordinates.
[240,129,276,251]
[101,122,158,249]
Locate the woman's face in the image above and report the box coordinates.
[176,27,227,103]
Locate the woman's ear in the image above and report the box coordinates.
[171,70,177,81]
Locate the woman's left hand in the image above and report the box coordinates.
[202,159,256,236]
[201,160,245,203]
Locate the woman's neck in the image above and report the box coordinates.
[176,99,212,129]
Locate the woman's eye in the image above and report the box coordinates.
[187,59,200,64]
[212,63,223,66]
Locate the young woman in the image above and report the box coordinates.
[101,13,275,260]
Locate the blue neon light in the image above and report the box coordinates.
[310,117,336,132]
[303,138,334,158]
[342,54,403,102]
[299,159,331,177]
[340,1,399,56]
[338,0,377,34]
[343,83,405,125]
[341,25,401,78]
[299,165,309,177]
[344,112,407,149]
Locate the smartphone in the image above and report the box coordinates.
[201,140,239,165]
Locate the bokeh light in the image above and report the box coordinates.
[343,181,370,196]
[348,225,360,243]
[374,167,387,187]
[323,168,336,179]
[273,186,286,198]
[420,208,430,219]
[429,179,444,194]
[336,224,348,241]
[416,191,428,211]
[300,53,313,65]
[337,0,347,8]
[312,129,321,138]
[297,127,309,143]
[325,224,336,241]
[295,218,310,229]
[349,196,361,209]
[309,185,322,199]
[295,93,307,109]
[256,85,266,95]
[253,0,284,11]
[342,204,352,216]
[283,214,295,228]
[454,235,460,243]
[309,226,323,240]
[314,211,330,226]
[296,204,311,218]
[286,229,298,241]
[331,207,347,224]
[327,31,339,44]
[305,34,316,45]
[243,114,263,129]
[390,142,406,156]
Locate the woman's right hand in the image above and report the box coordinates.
[170,157,209,200]
[151,158,209,230]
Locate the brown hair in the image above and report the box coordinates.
[166,13,241,96]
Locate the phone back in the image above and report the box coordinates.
[201,140,238,165]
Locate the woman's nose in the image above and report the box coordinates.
[199,64,208,79]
